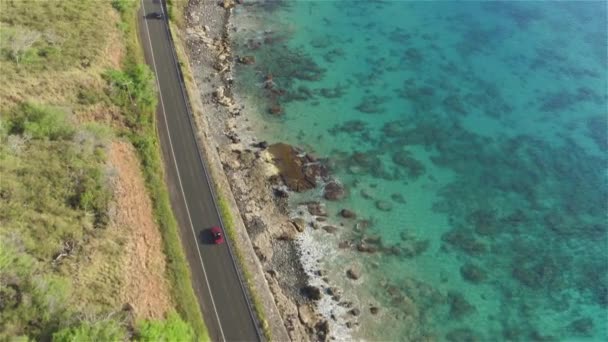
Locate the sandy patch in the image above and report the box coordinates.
[108,140,173,320]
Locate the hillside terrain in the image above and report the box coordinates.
[0,0,206,340]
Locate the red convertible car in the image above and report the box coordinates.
[210,226,225,244]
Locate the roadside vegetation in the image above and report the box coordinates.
[1,0,206,340]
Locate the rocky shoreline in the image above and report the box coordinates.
[179,1,378,341]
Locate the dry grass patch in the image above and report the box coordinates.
[0,0,124,115]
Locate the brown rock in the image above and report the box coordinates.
[338,240,351,249]
[307,202,327,216]
[220,0,235,9]
[356,243,377,253]
[298,303,316,328]
[315,320,330,340]
[238,55,255,64]
[322,225,338,234]
[291,218,306,232]
[340,208,356,219]
[346,267,361,280]
[350,308,360,316]
[370,306,380,315]
[268,143,321,192]
[324,181,346,200]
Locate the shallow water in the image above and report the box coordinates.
[232,1,607,340]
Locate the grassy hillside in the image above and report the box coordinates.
[0,0,207,340]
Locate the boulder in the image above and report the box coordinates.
[238,55,255,64]
[268,143,324,192]
[307,202,327,216]
[338,240,351,249]
[356,243,377,253]
[302,285,322,300]
[253,141,269,149]
[340,209,356,219]
[324,181,346,200]
[326,287,339,296]
[346,267,361,280]
[272,186,289,198]
[322,225,338,234]
[349,308,360,316]
[298,303,317,328]
[370,306,380,315]
[220,0,235,9]
[315,320,330,341]
[291,218,306,232]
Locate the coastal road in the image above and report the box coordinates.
[138,1,259,341]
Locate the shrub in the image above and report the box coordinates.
[136,312,194,341]
[103,64,157,127]
[111,0,135,14]
[0,242,71,340]
[52,319,127,342]
[6,103,74,140]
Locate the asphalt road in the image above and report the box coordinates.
[138,1,259,341]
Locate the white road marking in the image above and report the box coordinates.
[140,1,226,340]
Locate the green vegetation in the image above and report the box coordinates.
[165,0,188,29]
[136,312,195,341]
[53,318,127,342]
[0,0,207,341]
[51,311,193,342]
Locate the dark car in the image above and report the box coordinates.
[210,226,224,244]
[151,12,163,19]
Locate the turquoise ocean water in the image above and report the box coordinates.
[232,1,607,340]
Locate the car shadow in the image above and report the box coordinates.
[199,228,216,245]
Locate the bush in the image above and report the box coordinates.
[52,319,127,342]
[111,0,136,14]
[6,103,74,140]
[136,312,194,341]
[103,64,157,127]
[0,243,71,340]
